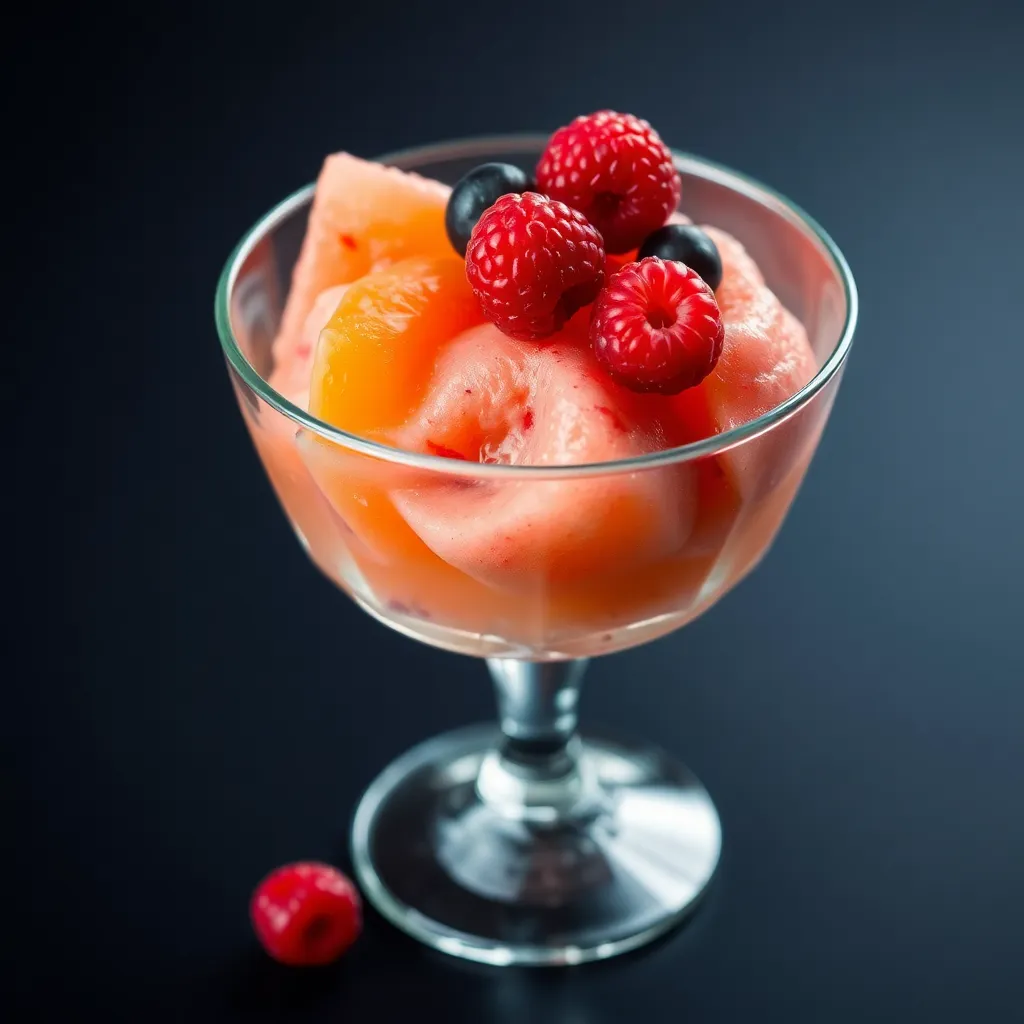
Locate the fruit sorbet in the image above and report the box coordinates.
[242,118,827,657]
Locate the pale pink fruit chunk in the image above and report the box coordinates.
[390,324,696,589]
[702,226,816,428]
[275,154,452,359]
[696,226,817,496]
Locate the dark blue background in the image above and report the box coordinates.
[10,0,1024,1019]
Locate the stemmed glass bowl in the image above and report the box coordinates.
[215,135,857,966]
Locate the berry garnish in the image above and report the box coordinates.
[637,223,723,291]
[250,862,362,966]
[445,162,535,257]
[536,111,681,254]
[465,192,605,341]
[590,257,724,395]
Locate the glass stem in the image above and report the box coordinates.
[478,658,591,822]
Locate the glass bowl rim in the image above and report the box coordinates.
[214,133,858,480]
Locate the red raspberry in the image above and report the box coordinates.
[465,192,605,341]
[536,111,681,254]
[590,257,724,395]
[250,862,361,966]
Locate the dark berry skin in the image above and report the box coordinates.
[637,223,723,291]
[445,163,535,257]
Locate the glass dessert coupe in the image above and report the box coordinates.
[214,135,857,966]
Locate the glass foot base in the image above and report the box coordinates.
[351,724,721,966]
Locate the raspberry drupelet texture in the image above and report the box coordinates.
[590,257,725,395]
[536,111,682,254]
[250,862,362,966]
[464,192,605,341]
[444,162,535,257]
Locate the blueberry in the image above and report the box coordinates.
[445,163,535,257]
[637,224,723,291]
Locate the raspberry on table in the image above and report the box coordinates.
[536,111,681,254]
[250,862,362,966]
[465,192,605,341]
[590,257,724,395]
